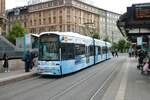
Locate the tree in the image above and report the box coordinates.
[125,41,131,49]
[117,39,126,53]
[112,42,118,50]
[92,32,100,39]
[7,21,26,44]
[103,36,111,43]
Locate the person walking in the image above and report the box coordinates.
[128,47,132,57]
[3,53,9,72]
[30,51,35,69]
[23,50,32,72]
[111,49,115,57]
[115,49,118,57]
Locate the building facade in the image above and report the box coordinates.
[7,0,122,42]
[0,0,6,35]
[106,11,121,42]
[0,0,5,15]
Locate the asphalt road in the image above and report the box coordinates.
[0,56,126,100]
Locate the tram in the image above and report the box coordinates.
[37,32,112,75]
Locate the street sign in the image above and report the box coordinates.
[137,37,143,45]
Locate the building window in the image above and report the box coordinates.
[53,10,56,16]
[59,9,62,14]
[39,13,41,17]
[58,0,64,5]
[49,17,51,24]
[67,15,70,23]
[34,20,36,25]
[67,8,70,15]
[67,25,70,31]
[59,16,62,24]
[24,22,26,27]
[39,19,41,25]
[48,2,52,7]
[48,27,51,31]
[43,18,46,24]
[53,16,56,23]
[60,25,62,31]
[53,0,58,6]
[49,11,51,16]
[30,20,32,26]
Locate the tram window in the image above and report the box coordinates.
[108,47,111,53]
[61,43,74,60]
[98,46,101,55]
[105,47,108,53]
[89,45,94,56]
[75,44,85,56]
[102,46,107,54]
[86,46,90,57]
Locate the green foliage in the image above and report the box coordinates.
[7,21,25,44]
[125,41,132,49]
[92,33,100,39]
[117,39,129,53]
[112,42,118,50]
[103,36,111,43]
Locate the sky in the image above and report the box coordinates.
[6,0,150,14]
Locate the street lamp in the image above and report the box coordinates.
[112,31,114,43]
[83,22,96,63]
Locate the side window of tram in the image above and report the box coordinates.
[102,47,106,54]
[98,46,101,55]
[61,43,74,60]
[75,44,85,56]
[89,45,94,56]
[102,46,107,54]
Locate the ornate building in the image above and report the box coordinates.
[7,0,100,36]
[7,0,122,41]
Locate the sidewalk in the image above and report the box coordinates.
[102,57,150,100]
[0,68,37,86]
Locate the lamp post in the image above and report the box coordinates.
[112,31,114,43]
[84,22,97,63]
[83,22,95,37]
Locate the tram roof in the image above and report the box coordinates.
[39,32,93,40]
[31,33,39,37]
[94,38,106,46]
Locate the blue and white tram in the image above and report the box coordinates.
[106,42,112,59]
[37,32,111,75]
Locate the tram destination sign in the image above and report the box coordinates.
[134,4,150,20]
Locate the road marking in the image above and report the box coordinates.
[49,61,117,100]
[89,63,120,100]
[115,59,129,100]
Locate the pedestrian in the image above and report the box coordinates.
[135,49,138,58]
[111,49,115,57]
[131,48,134,57]
[30,51,35,69]
[128,47,132,57]
[3,53,9,72]
[22,50,32,72]
[115,49,118,57]
[137,49,144,70]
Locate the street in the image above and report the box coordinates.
[0,56,126,100]
[0,0,150,100]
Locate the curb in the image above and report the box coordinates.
[0,72,38,86]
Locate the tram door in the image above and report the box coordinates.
[86,46,90,64]
[95,47,98,63]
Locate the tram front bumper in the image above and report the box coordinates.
[37,67,61,75]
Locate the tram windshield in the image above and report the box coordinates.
[39,34,59,61]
